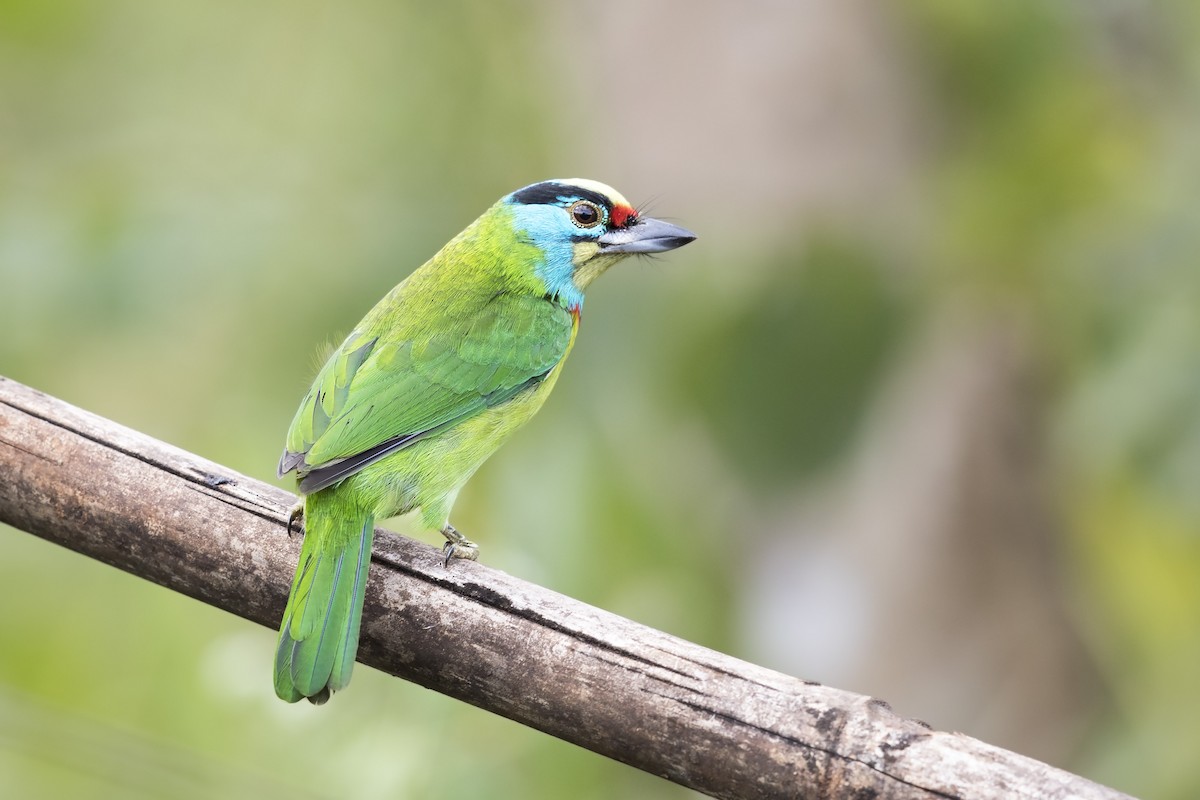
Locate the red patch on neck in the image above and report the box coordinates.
[570,303,582,323]
[610,204,637,229]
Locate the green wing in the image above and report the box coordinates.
[279,292,573,493]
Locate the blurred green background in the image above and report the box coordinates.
[2,2,1198,798]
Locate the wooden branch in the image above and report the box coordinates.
[0,374,1130,800]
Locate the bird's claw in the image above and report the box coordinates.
[286,502,305,538]
[442,541,480,567]
[440,523,479,567]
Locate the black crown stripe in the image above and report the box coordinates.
[512,181,612,210]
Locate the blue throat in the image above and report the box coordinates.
[537,246,584,311]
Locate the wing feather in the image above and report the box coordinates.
[279,291,573,490]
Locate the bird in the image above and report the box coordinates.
[273,179,696,703]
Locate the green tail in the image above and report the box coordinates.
[274,491,374,704]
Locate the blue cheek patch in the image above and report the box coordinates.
[508,202,592,310]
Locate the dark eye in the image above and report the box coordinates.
[569,201,602,228]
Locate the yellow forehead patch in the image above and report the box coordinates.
[554,178,631,210]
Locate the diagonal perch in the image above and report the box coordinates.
[0,375,1131,800]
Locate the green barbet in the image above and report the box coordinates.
[274,179,696,703]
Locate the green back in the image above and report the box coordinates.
[280,204,575,485]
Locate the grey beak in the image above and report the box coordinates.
[597,216,697,254]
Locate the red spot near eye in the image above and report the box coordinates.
[610,204,636,228]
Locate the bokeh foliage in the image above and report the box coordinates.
[2,2,1198,798]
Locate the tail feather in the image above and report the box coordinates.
[330,523,373,692]
[274,495,374,704]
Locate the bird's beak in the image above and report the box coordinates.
[597,216,697,254]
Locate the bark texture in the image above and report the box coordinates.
[0,375,1131,800]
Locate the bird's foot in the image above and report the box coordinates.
[286,501,305,538]
[441,524,479,567]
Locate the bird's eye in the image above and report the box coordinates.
[569,201,602,228]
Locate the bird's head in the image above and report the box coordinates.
[501,179,696,310]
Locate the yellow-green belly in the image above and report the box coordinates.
[344,347,571,530]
